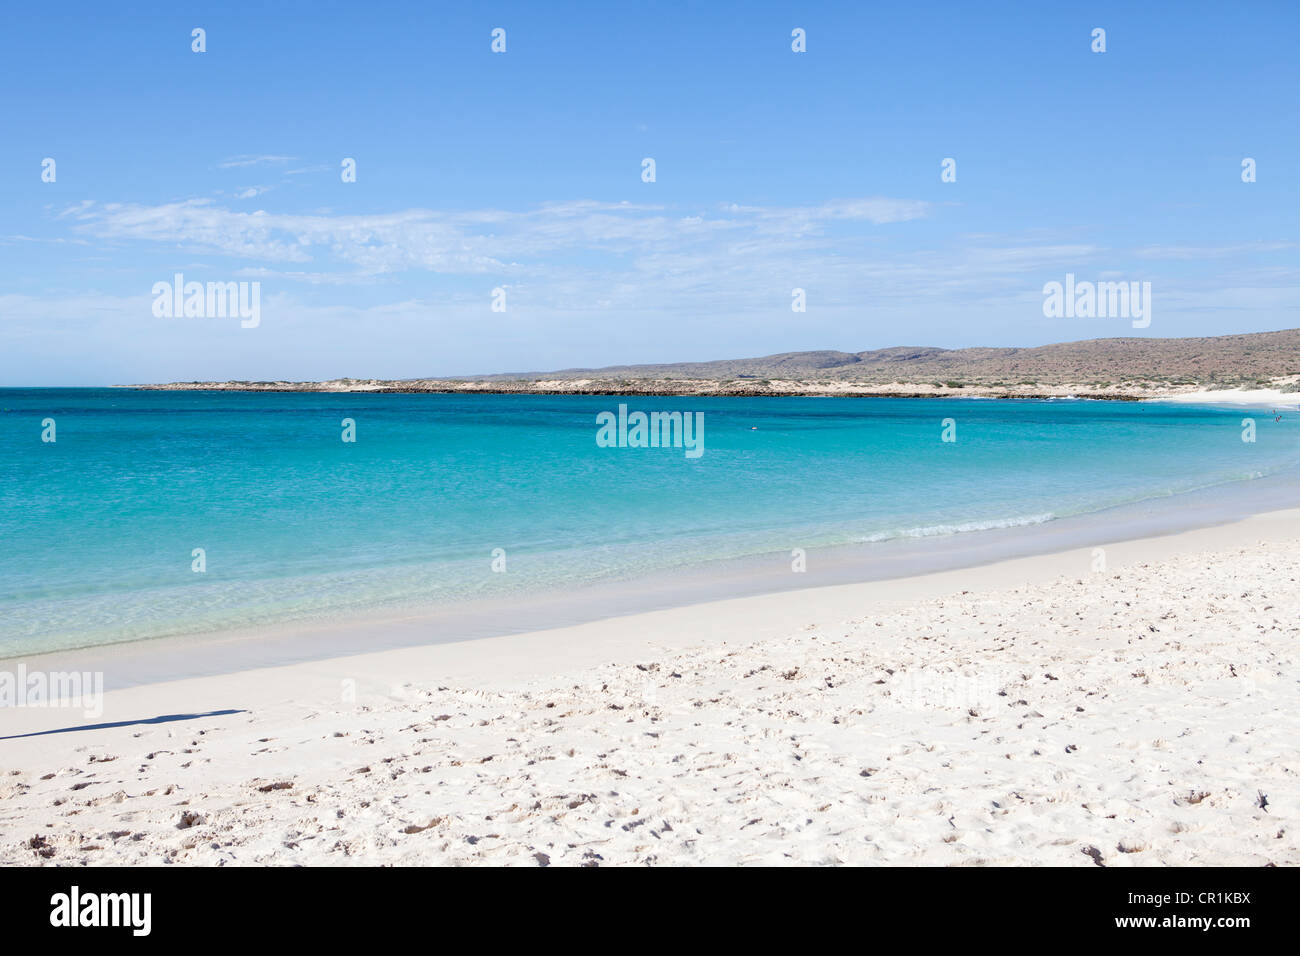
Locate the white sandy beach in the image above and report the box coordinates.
[1146,387,1300,408]
[2,511,1297,866]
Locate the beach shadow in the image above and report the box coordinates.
[0,709,246,740]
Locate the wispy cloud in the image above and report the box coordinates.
[217,155,297,169]
[61,196,935,281]
[45,195,1300,340]
[1133,241,1299,260]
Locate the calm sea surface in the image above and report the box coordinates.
[1,389,1296,657]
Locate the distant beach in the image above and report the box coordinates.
[130,327,1300,404]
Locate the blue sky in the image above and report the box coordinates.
[1,0,1297,385]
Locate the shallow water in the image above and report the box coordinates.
[1,389,1296,658]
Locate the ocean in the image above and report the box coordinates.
[1,388,1297,659]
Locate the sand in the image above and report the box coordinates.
[1146,388,1300,408]
[2,512,1297,866]
[129,378,1300,402]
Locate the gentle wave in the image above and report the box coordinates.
[855,512,1058,543]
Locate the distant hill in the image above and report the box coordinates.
[136,329,1300,399]
[472,329,1300,387]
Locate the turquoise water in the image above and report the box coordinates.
[1,389,1297,657]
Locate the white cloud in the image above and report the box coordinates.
[61,196,934,281]
[34,195,1299,371]
[218,155,297,169]
[1133,241,1299,260]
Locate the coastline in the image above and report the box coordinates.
[118,326,1300,404]
[10,389,1298,669]
[125,380,1300,405]
[6,458,1299,685]
[3,506,1298,865]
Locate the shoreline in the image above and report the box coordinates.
[7,463,1299,686]
[5,503,1300,738]
[120,381,1300,406]
[2,505,1297,864]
